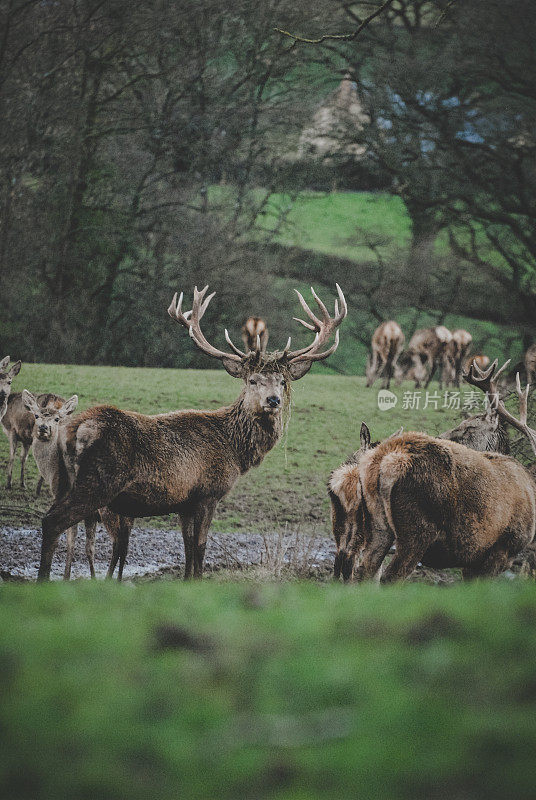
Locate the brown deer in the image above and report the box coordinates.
[443,329,473,388]
[330,360,536,583]
[365,321,405,390]
[22,390,129,579]
[405,326,453,388]
[242,316,269,354]
[525,344,536,385]
[36,284,347,581]
[2,385,63,490]
[0,356,21,422]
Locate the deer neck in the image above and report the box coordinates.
[224,396,285,473]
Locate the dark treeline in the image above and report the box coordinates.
[0,0,534,369]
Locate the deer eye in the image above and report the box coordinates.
[34,414,39,419]
[54,417,59,422]
[249,379,257,385]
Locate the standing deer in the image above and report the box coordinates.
[36,284,347,581]
[443,329,473,388]
[365,321,405,390]
[330,360,536,583]
[22,390,128,579]
[2,385,63,490]
[242,316,269,354]
[0,357,21,422]
[525,344,536,385]
[407,326,453,388]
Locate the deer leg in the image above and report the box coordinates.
[19,440,31,489]
[6,432,17,489]
[193,499,218,579]
[84,513,99,579]
[383,358,394,390]
[39,490,111,581]
[353,527,394,583]
[117,517,133,582]
[63,525,77,580]
[180,513,195,580]
[36,476,44,497]
[425,359,438,389]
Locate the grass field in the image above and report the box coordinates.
[0,363,465,532]
[1,579,536,799]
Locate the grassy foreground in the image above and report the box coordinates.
[0,363,465,531]
[1,579,536,800]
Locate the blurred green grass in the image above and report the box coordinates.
[1,579,536,800]
[0,364,464,531]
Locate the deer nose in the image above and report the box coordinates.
[267,395,280,408]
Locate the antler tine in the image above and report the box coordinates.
[168,286,242,363]
[515,372,530,426]
[310,286,330,321]
[336,283,347,320]
[255,334,261,353]
[293,330,340,363]
[283,337,291,353]
[293,316,317,332]
[295,289,322,330]
[287,285,347,362]
[225,329,247,357]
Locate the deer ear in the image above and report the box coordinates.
[60,395,78,416]
[288,360,313,381]
[221,357,244,379]
[387,426,403,439]
[8,360,21,378]
[360,422,371,450]
[0,356,9,371]
[22,389,38,414]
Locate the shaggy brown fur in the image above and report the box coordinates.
[330,425,535,583]
[37,285,346,580]
[406,326,453,388]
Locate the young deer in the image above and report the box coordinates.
[2,383,63,490]
[0,357,21,422]
[365,321,405,390]
[22,390,129,579]
[330,360,536,583]
[242,316,269,354]
[37,284,347,581]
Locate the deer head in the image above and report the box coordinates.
[23,390,78,443]
[168,284,347,417]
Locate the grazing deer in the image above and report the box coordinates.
[525,344,536,385]
[242,316,269,354]
[395,350,428,387]
[2,386,63,490]
[37,284,347,581]
[0,357,21,422]
[22,390,129,579]
[330,360,536,583]
[443,329,473,388]
[366,321,405,389]
[407,326,453,388]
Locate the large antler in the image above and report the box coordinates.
[168,285,243,363]
[287,284,347,364]
[463,358,536,456]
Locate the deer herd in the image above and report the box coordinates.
[2,293,536,585]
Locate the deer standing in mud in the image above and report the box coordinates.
[0,357,21,422]
[22,390,128,579]
[366,321,405,390]
[37,285,346,581]
[330,360,536,583]
[242,316,269,354]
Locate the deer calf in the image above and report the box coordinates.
[23,390,130,579]
[242,316,269,354]
[366,321,405,390]
[0,357,21,422]
[330,361,536,582]
[2,384,63,490]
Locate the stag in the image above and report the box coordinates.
[37,285,346,580]
[242,316,269,354]
[366,321,405,390]
[330,360,536,583]
[0,357,21,421]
